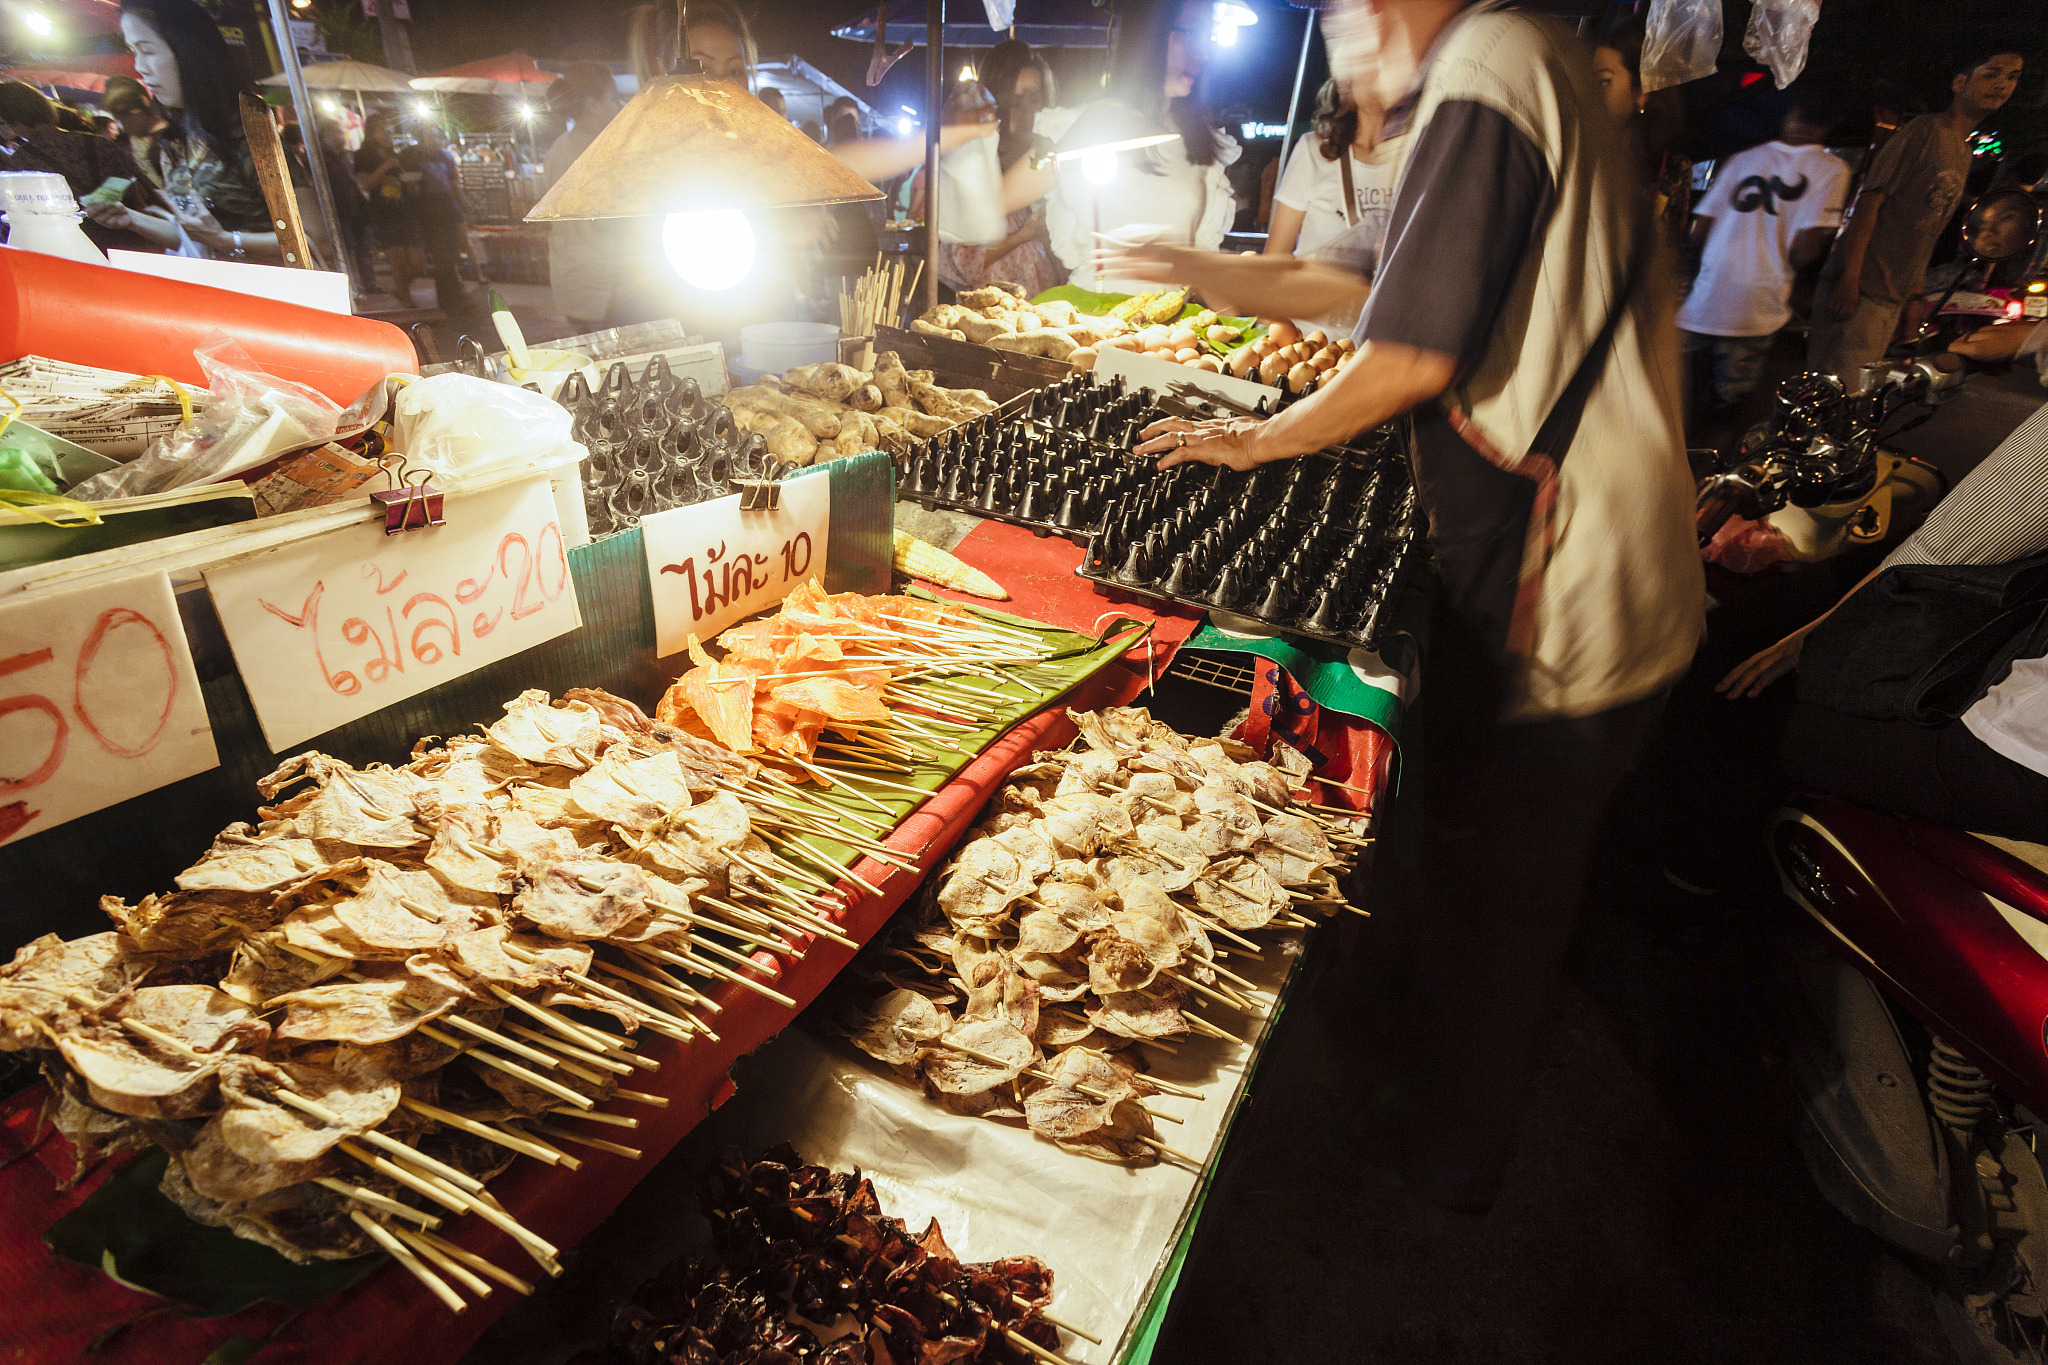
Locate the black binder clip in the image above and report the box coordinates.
[370,454,445,534]
[735,458,797,511]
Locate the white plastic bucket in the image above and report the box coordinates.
[740,321,838,373]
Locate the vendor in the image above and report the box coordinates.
[1006,0,1240,292]
[1110,0,1702,1212]
[912,42,1068,298]
[88,0,284,262]
[0,80,168,255]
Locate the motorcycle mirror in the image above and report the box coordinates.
[1962,188,2040,265]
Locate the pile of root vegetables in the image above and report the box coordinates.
[723,352,1001,465]
[838,708,1369,1168]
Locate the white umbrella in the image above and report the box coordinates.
[256,59,416,93]
[409,53,559,98]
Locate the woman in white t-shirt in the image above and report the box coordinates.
[1006,0,1240,292]
[1265,80,1402,335]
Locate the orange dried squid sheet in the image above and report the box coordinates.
[657,588,992,769]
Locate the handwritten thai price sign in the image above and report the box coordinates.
[640,477,831,657]
[205,474,582,753]
[0,572,217,846]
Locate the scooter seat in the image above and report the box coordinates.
[1974,833,2048,879]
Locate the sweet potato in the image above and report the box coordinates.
[910,319,966,342]
[880,404,955,438]
[1062,314,1125,345]
[957,284,1026,312]
[784,362,868,403]
[727,385,843,440]
[918,303,972,329]
[910,379,993,421]
[1033,299,1078,327]
[958,312,1020,345]
[733,408,818,464]
[847,382,884,412]
[990,328,1079,361]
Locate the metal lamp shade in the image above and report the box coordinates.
[526,75,882,222]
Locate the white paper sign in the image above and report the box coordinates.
[0,573,218,846]
[641,477,831,657]
[205,474,582,752]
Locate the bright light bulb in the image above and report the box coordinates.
[1081,147,1118,184]
[959,65,975,82]
[413,99,431,117]
[517,103,536,120]
[897,116,913,136]
[318,97,337,113]
[1212,22,1237,45]
[900,104,915,115]
[21,9,51,34]
[663,210,755,291]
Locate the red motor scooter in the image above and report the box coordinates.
[1769,795,2048,1361]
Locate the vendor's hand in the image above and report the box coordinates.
[82,200,135,231]
[1827,272,1861,322]
[174,202,229,251]
[1095,236,1196,289]
[1135,415,1271,472]
[1716,631,1807,699]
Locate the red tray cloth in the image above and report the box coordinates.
[920,518,1206,681]
[0,660,1156,1365]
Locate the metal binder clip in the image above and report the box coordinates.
[735,457,796,511]
[370,454,445,534]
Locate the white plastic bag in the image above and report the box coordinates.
[391,373,572,483]
[72,336,343,499]
[1744,0,1821,90]
[936,135,1007,246]
[1641,0,1723,94]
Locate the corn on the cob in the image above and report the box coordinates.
[1109,290,1160,321]
[1140,287,1190,325]
[892,529,1009,600]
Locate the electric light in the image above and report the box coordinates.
[1082,147,1117,184]
[662,209,755,290]
[21,9,51,35]
[897,116,914,136]
[518,103,536,120]
[959,64,975,82]
[1213,0,1256,45]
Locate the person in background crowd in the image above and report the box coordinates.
[1265,77,1401,335]
[543,61,631,332]
[100,76,164,186]
[354,111,422,304]
[758,86,787,120]
[0,80,167,254]
[1107,0,1702,1214]
[800,119,824,143]
[400,123,474,313]
[916,39,1067,297]
[93,0,283,261]
[1678,97,1848,422]
[825,104,863,147]
[315,118,372,288]
[1810,44,2024,389]
[91,112,121,141]
[50,104,93,134]
[629,0,755,85]
[1016,0,1240,292]
[1590,16,1690,236]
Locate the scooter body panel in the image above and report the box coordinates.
[1769,797,2048,1120]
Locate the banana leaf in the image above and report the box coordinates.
[1028,286,1264,352]
[45,1149,382,1320]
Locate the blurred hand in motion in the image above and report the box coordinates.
[1134,414,1271,471]
[1827,271,1861,322]
[1716,630,1808,699]
[1094,239,1247,314]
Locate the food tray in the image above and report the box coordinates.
[1076,428,1425,653]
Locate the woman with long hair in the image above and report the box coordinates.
[913,40,1068,296]
[1263,78,1401,333]
[0,80,167,254]
[1019,0,1240,291]
[86,0,284,261]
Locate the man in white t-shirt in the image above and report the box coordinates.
[1678,100,1849,413]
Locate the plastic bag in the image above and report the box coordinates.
[391,373,572,483]
[72,336,343,500]
[937,135,1007,246]
[1744,0,1821,90]
[1641,0,1722,94]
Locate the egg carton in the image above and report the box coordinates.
[1076,426,1425,653]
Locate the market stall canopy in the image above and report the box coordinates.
[528,75,880,220]
[0,52,136,94]
[831,0,1111,48]
[411,52,559,96]
[755,56,870,130]
[255,59,416,93]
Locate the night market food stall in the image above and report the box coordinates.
[0,9,1410,1365]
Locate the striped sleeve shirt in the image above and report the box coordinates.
[1882,401,2048,571]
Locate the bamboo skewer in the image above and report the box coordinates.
[501,1022,638,1076]
[393,1226,496,1300]
[1041,1311,1101,1346]
[533,1121,642,1161]
[351,1211,466,1313]
[400,1097,574,1167]
[1135,1134,1205,1170]
[316,1177,440,1228]
[1004,1327,1082,1365]
[409,1229,535,1296]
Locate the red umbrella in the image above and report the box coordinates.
[1,52,139,94]
[410,51,559,96]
